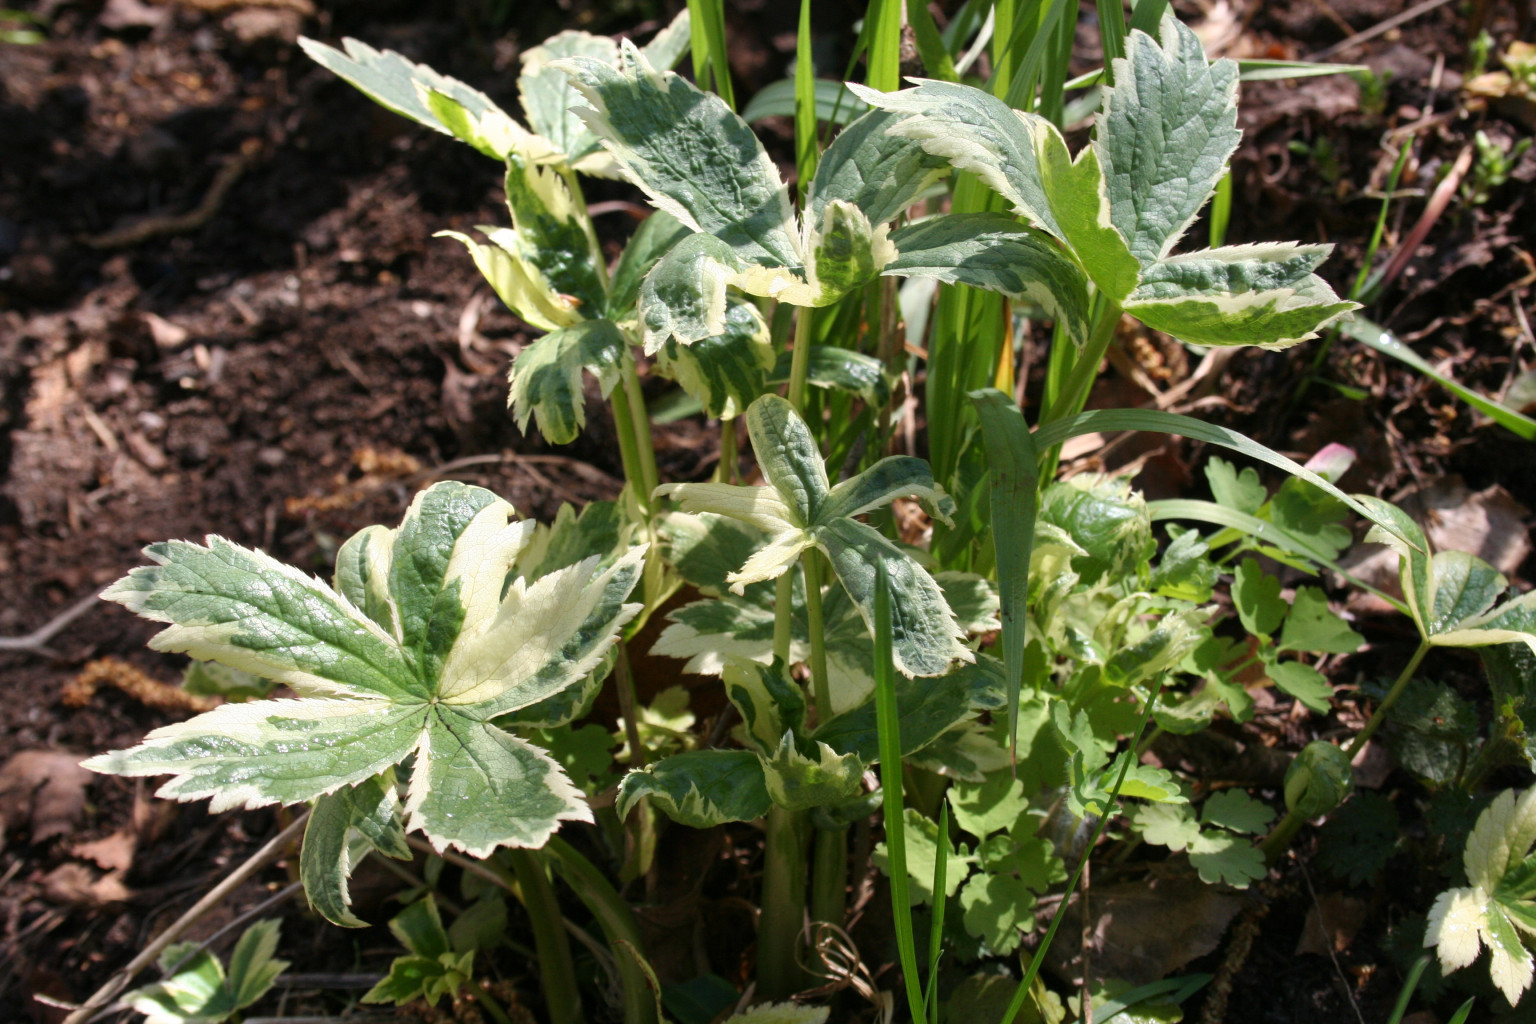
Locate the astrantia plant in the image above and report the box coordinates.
[84,481,644,924]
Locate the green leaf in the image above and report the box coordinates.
[1201,789,1275,834]
[638,231,744,351]
[1266,658,1334,713]
[1038,475,1152,585]
[617,749,772,827]
[655,300,774,419]
[126,920,289,1024]
[725,660,806,757]
[1279,587,1364,654]
[874,807,972,905]
[1133,802,1202,851]
[558,42,800,267]
[803,199,897,304]
[507,319,631,444]
[1233,558,1285,637]
[181,660,273,702]
[1284,741,1353,819]
[1206,456,1266,515]
[1382,678,1477,786]
[813,654,1004,762]
[960,871,1038,954]
[86,483,646,858]
[949,770,1028,840]
[1315,792,1399,886]
[1427,551,1506,636]
[1095,18,1240,265]
[806,109,950,227]
[741,78,872,125]
[1188,832,1266,887]
[887,214,1090,344]
[848,79,1061,236]
[747,393,829,525]
[301,771,409,927]
[768,346,892,406]
[223,919,289,1010]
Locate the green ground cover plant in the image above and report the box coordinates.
[69,3,1536,1023]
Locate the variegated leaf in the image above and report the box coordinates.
[1095,17,1241,265]
[301,771,409,927]
[506,319,631,444]
[436,229,581,332]
[847,79,1061,237]
[518,31,620,165]
[300,37,525,160]
[887,214,1091,345]
[724,660,806,756]
[557,42,800,268]
[654,301,774,419]
[801,199,897,306]
[608,211,692,318]
[86,483,645,874]
[1033,123,1140,303]
[501,153,607,314]
[813,654,1005,762]
[638,231,742,352]
[759,733,864,811]
[806,109,951,227]
[617,749,772,827]
[767,346,891,406]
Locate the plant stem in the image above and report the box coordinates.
[717,416,739,484]
[1043,302,1122,427]
[1260,641,1430,864]
[622,361,661,503]
[757,804,809,1000]
[505,851,586,1024]
[787,305,815,409]
[546,838,658,1024]
[1344,641,1429,760]
[810,825,847,932]
[609,378,650,516]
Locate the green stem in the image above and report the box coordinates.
[1345,641,1429,760]
[546,838,658,1024]
[999,678,1165,1024]
[810,825,847,932]
[622,361,661,505]
[609,379,650,516]
[1043,302,1121,427]
[474,984,519,1024]
[786,305,815,410]
[772,573,794,664]
[1261,641,1429,863]
[757,804,809,1000]
[505,851,584,1024]
[717,417,739,484]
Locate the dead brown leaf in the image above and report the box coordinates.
[0,750,93,846]
[71,830,136,872]
[41,862,133,905]
[1296,893,1369,955]
[1050,865,1251,986]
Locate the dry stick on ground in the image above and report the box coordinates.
[1377,144,1475,295]
[0,589,103,659]
[1308,0,1458,60]
[60,812,310,1024]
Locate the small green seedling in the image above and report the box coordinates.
[124,920,288,1024]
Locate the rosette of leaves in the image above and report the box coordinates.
[1131,789,1274,887]
[363,896,477,1008]
[1227,556,1365,713]
[83,482,646,926]
[852,16,1357,349]
[658,393,971,679]
[1425,787,1536,1005]
[552,42,970,349]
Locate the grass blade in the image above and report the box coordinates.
[1447,998,1476,1024]
[1385,955,1430,1024]
[1129,0,1170,35]
[1096,0,1128,78]
[1208,169,1232,247]
[924,800,949,1024]
[686,0,735,109]
[907,0,959,82]
[873,561,925,1022]
[1341,315,1536,439]
[795,0,818,191]
[970,388,1039,754]
[865,0,903,92]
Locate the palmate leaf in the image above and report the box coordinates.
[1427,788,1536,1004]
[86,482,646,921]
[301,771,410,927]
[658,394,969,678]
